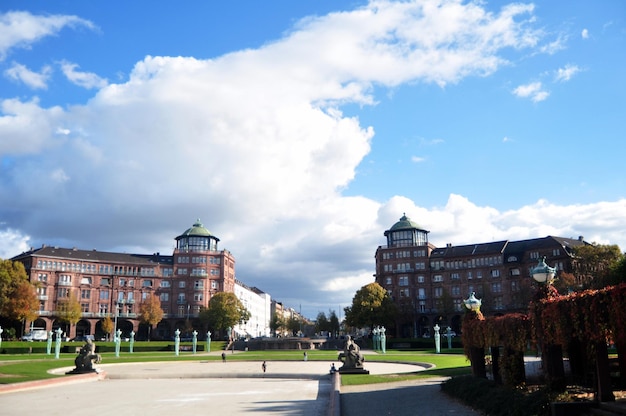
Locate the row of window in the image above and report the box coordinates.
[382,262,427,272]
[36,260,159,276]
[159,293,205,302]
[385,263,565,285]
[176,256,222,264]
[430,256,504,270]
[381,249,428,260]
[37,273,224,289]
[176,268,220,276]
[390,281,521,299]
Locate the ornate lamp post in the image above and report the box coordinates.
[530,256,556,284]
[464,292,486,378]
[530,256,565,391]
[463,292,482,312]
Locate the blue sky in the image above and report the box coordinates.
[1,0,625,319]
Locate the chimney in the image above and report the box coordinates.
[578,236,584,241]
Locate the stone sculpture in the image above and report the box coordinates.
[337,335,369,374]
[66,339,101,374]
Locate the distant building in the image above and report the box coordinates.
[10,220,269,340]
[375,214,588,338]
[234,279,271,338]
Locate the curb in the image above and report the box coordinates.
[327,371,341,416]
[0,371,105,395]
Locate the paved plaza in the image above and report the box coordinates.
[0,357,482,416]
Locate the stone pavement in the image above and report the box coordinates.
[0,354,486,416]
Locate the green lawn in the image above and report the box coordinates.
[0,344,471,386]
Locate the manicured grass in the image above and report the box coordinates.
[0,346,471,386]
[340,350,471,386]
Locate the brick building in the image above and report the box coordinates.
[374,214,588,338]
[11,220,238,340]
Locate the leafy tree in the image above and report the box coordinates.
[269,312,285,337]
[608,255,626,286]
[138,293,164,340]
[5,280,39,324]
[315,312,330,334]
[344,282,396,330]
[286,316,301,336]
[101,316,114,340]
[328,310,340,336]
[0,259,38,324]
[573,244,623,289]
[199,292,250,336]
[57,291,82,327]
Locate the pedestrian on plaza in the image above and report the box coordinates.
[330,363,337,374]
[262,361,267,373]
[221,352,226,362]
[303,351,308,361]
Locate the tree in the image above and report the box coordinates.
[101,316,114,340]
[315,312,330,334]
[4,280,39,324]
[608,255,626,286]
[286,316,301,336]
[269,312,285,337]
[573,244,623,289]
[328,310,340,336]
[198,292,250,336]
[0,260,38,326]
[57,291,82,330]
[138,293,164,340]
[344,282,396,330]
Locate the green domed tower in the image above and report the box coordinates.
[384,213,430,248]
[175,219,220,252]
[172,219,236,319]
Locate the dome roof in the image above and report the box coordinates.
[176,219,218,240]
[389,214,423,231]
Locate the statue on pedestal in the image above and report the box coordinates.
[66,339,101,374]
[338,335,369,374]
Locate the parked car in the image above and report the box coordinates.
[22,327,48,341]
[70,335,95,342]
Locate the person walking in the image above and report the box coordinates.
[221,352,226,362]
[262,361,267,373]
[303,352,308,361]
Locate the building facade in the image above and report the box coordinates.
[234,279,271,338]
[10,220,258,340]
[375,214,588,338]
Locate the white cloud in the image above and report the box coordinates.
[512,81,549,102]
[581,28,589,39]
[4,62,51,89]
[0,228,30,259]
[0,11,94,61]
[555,64,581,82]
[539,33,567,55]
[411,156,426,163]
[5,1,620,317]
[502,136,513,142]
[60,61,108,89]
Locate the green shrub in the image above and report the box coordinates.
[441,375,552,416]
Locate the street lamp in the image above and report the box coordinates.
[530,255,565,391]
[530,256,557,284]
[464,292,482,312]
